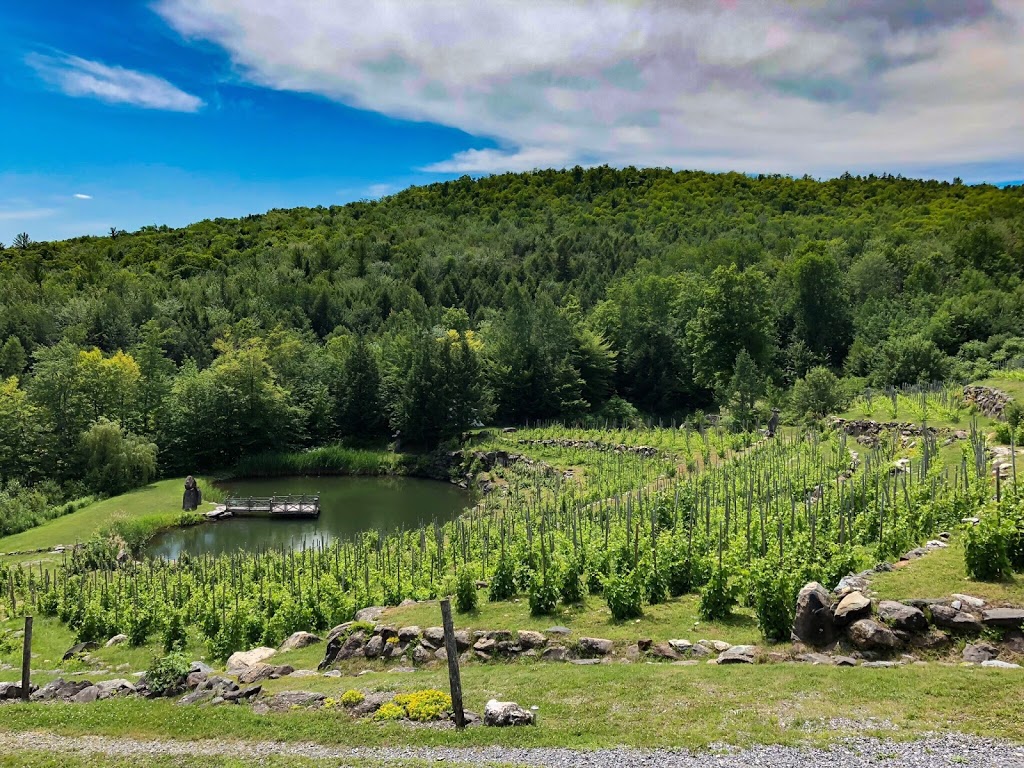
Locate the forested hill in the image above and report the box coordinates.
[0,167,1023,503]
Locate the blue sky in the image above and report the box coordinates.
[2,0,1022,244]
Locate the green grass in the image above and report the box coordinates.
[377,593,761,647]
[0,754,476,768]
[0,664,1022,748]
[871,539,1024,605]
[0,479,218,564]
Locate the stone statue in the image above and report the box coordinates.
[767,408,780,438]
[182,475,202,511]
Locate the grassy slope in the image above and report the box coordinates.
[0,479,216,564]
[871,539,1024,606]
[0,664,1022,748]
[0,755,462,768]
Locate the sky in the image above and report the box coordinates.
[1,0,1022,245]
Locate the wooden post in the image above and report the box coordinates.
[20,615,32,702]
[440,598,465,729]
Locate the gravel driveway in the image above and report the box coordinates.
[1,731,1023,767]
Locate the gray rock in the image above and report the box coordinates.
[981,659,1021,669]
[397,626,421,643]
[877,601,928,633]
[963,643,999,663]
[0,682,27,700]
[413,644,433,664]
[517,630,547,649]
[929,604,982,633]
[982,608,1024,629]
[280,632,321,652]
[545,626,572,636]
[423,626,446,647]
[326,623,353,644]
[834,655,858,667]
[649,642,680,660]
[717,645,757,664]
[577,637,614,656]
[861,661,902,668]
[847,619,900,651]
[454,630,472,651]
[177,690,214,706]
[373,625,399,640]
[263,691,326,710]
[96,679,134,696]
[189,661,214,675]
[226,647,276,673]
[71,685,102,703]
[363,635,385,658]
[473,637,496,655]
[792,582,834,646]
[541,646,570,662]
[355,606,386,623]
[484,699,535,727]
[833,592,871,628]
[952,594,986,609]
[795,652,835,665]
[104,634,128,648]
[62,642,99,661]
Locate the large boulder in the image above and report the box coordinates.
[423,627,446,647]
[847,619,900,651]
[226,647,276,673]
[237,663,294,684]
[963,642,999,663]
[398,626,421,643]
[982,608,1024,630]
[877,601,928,633]
[717,645,757,664]
[62,641,99,661]
[363,635,385,658]
[280,632,321,652]
[792,582,834,646]
[484,699,535,727]
[577,637,614,657]
[354,606,386,623]
[104,634,128,648]
[929,605,982,633]
[517,630,547,650]
[833,592,872,628]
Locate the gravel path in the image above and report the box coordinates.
[1,731,1023,767]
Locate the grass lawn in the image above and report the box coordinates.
[0,754,469,768]
[871,539,1024,605]
[0,663,1022,748]
[378,593,761,647]
[0,479,218,565]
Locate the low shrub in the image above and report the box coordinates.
[340,689,365,707]
[162,610,187,652]
[964,513,1013,581]
[393,689,452,721]
[604,568,643,621]
[372,701,406,721]
[145,652,190,696]
[488,557,516,602]
[454,569,478,613]
[698,566,736,620]
[528,570,560,616]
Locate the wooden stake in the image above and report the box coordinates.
[21,615,33,702]
[440,598,465,729]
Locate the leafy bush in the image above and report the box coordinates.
[604,568,643,621]
[162,610,187,653]
[488,557,517,602]
[644,566,667,605]
[454,569,478,613]
[340,689,365,707]
[698,566,736,620]
[749,564,795,642]
[528,570,560,616]
[145,652,190,696]
[559,557,586,605]
[125,608,153,647]
[393,689,452,721]
[964,514,1013,581]
[372,701,406,721]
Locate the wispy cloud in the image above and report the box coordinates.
[73,193,92,200]
[27,53,204,112]
[156,0,1024,179]
[0,208,57,222]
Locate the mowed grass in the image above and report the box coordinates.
[871,538,1024,605]
[0,479,216,564]
[0,754,477,768]
[377,592,762,646]
[0,663,1022,748]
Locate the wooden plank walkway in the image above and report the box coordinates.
[222,494,320,518]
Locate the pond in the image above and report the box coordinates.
[148,475,471,559]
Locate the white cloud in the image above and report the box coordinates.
[73,193,92,200]
[156,0,1024,178]
[27,53,204,112]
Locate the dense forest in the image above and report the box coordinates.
[1,167,1022,524]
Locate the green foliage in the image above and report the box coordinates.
[748,563,796,642]
[559,556,586,605]
[80,419,157,496]
[698,566,736,621]
[340,689,365,707]
[603,568,643,621]
[145,652,190,696]
[393,689,452,721]
[964,513,1014,582]
[789,367,847,421]
[454,569,478,614]
[161,610,187,653]
[528,569,560,616]
[488,557,517,602]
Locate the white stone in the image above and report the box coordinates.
[226,647,277,673]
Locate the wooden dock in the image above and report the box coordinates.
[222,494,321,518]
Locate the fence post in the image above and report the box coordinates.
[21,615,33,702]
[440,598,465,728]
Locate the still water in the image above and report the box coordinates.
[148,476,470,559]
